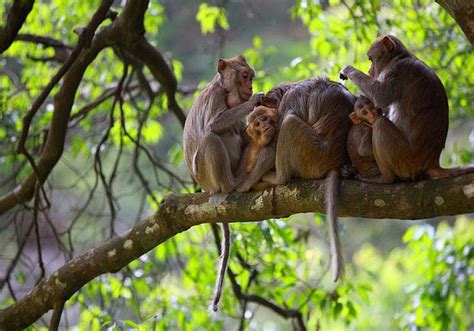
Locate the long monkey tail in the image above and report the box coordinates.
[326,169,345,282]
[212,222,230,311]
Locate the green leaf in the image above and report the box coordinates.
[196,3,229,34]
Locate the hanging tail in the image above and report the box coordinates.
[326,169,344,282]
[212,223,230,311]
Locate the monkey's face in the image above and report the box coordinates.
[237,68,255,101]
[367,35,395,78]
[246,106,278,146]
[350,103,382,126]
[218,55,255,101]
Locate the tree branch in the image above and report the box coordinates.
[121,38,186,127]
[436,0,474,45]
[0,0,35,54]
[0,173,473,329]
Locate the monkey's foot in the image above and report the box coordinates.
[340,164,357,178]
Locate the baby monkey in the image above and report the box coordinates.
[245,105,278,173]
[235,105,279,191]
[347,96,381,180]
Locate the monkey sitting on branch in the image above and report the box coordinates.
[183,55,263,311]
[346,96,381,180]
[340,34,473,183]
[261,78,356,282]
[235,104,279,192]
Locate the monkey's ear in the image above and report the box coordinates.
[237,55,247,63]
[349,112,361,124]
[217,59,227,73]
[382,36,394,52]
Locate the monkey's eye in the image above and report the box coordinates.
[361,110,368,116]
[242,73,249,80]
[261,116,267,121]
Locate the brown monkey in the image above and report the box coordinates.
[183,55,263,311]
[346,96,381,179]
[234,105,279,192]
[263,78,355,282]
[340,34,473,183]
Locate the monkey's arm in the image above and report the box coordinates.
[235,147,275,192]
[340,66,400,109]
[357,143,373,158]
[207,94,263,134]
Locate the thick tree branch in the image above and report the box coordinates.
[0,174,473,329]
[16,0,114,156]
[121,38,186,127]
[0,0,35,53]
[0,0,152,216]
[0,28,113,216]
[436,0,474,45]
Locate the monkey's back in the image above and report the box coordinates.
[276,78,355,173]
[183,75,227,175]
[387,56,449,168]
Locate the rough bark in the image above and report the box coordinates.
[0,173,473,330]
[437,0,474,45]
[0,0,35,53]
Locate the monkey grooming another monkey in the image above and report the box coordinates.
[234,105,279,192]
[340,34,473,183]
[263,78,355,282]
[183,55,263,311]
[347,96,381,180]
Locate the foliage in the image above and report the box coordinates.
[0,0,473,329]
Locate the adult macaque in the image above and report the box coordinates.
[263,78,355,282]
[340,34,473,183]
[347,96,381,180]
[235,105,279,192]
[183,55,263,310]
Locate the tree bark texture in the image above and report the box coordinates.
[437,0,474,45]
[0,173,473,329]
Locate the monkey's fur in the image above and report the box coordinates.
[183,55,262,311]
[341,35,473,183]
[346,96,382,180]
[263,78,355,282]
[234,105,279,192]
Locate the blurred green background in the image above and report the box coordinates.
[0,0,472,330]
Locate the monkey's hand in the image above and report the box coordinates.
[250,92,265,106]
[340,65,356,80]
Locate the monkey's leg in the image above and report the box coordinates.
[370,117,414,183]
[198,133,235,193]
[235,147,275,192]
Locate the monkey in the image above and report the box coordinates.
[234,105,279,192]
[183,55,263,311]
[262,78,355,282]
[340,34,473,183]
[346,96,382,180]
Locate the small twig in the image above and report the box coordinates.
[17,0,114,155]
[48,300,65,331]
[33,184,46,283]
